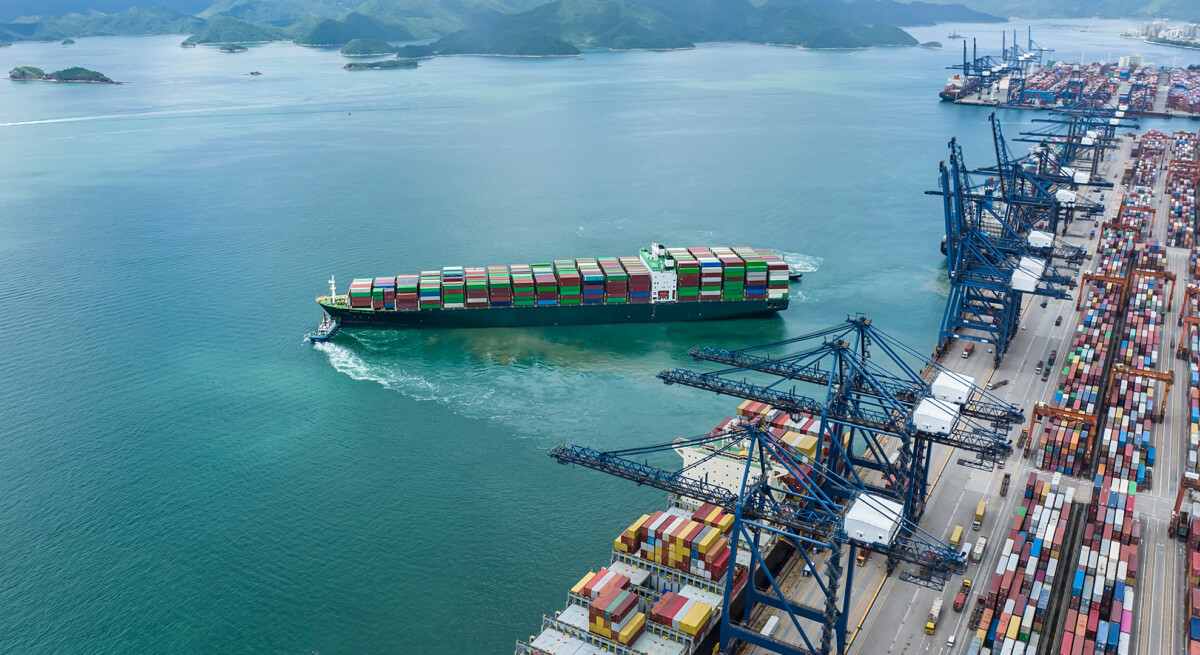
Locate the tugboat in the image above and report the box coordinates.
[788,265,804,282]
[308,276,341,342]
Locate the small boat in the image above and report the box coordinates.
[947,31,964,39]
[308,314,340,342]
[308,276,341,341]
[788,266,804,282]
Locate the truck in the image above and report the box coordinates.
[950,525,964,549]
[1000,472,1011,497]
[973,501,986,530]
[987,379,1008,390]
[925,597,944,634]
[971,536,988,563]
[953,579,973,611]
[1048,349,1058,366]
[963,343,975,359]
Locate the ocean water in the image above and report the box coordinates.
[0,19,1196,654]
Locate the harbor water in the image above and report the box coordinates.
[0,19,1196,654]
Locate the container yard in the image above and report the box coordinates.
[944,59,1200,119]
[319,244,791,327]
[515,125,1200,655]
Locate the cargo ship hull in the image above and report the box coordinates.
[321,298,788,328]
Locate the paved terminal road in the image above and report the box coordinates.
[746,133,1190,655]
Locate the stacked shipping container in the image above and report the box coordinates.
[1167,132,1199,248]
[349,278,373,308]
[517,499,742,655]
[1170,69,1200,115]
[1057,476,1139,655]
[336,247,788,315]
[614,506,733,583]
[967,473,1074,655]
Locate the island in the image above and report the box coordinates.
[219,43,248,52]
[343,59,418,70]
[9,66,118,84]
[340,38,398,56]
[61,38,75,45]
[920,41,944,49]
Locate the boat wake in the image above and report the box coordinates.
[780,251,822,273]
[312,336,620,436]
[314,341,478,405]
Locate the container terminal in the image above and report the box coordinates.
[939,30,1200,120]
[515,112,1200,654]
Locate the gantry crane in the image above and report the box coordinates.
[977,113,1107,237]
[932,135,1082,366]
[549,317,1014,655]
[659,316,1016,522]
[550,419,967,655]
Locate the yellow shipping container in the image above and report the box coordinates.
[697,528,720,554]
[1006,615,1020,641]
[714,513,734,533]
[614,537,628,553]
[571,572,596,595]
[625,514,651,536]
[679,601,714,635]
[618,612,646,645]
[796,434,818,460]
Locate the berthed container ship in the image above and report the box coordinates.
[317,244,792,328]
[515,402,822,655]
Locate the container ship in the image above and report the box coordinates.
[317,244,791,328]
[515,403,824,655]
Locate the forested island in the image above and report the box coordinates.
[219,42,248,51]
[343,58,417,69]
[9,66,118,83]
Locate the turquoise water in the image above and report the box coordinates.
[1,20,1196,655]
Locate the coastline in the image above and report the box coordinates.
[1122,34,1200,52]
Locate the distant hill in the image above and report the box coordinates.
[916,0,1199,21]
[422,0,922,55]
[182,16,285,43]
[353,0,550,39]
[499,0,692,50]
[293,11,412,44]
[199,0,368,27]
[432,23,580,54]
[0,7,206,41]
[819,0,1003,26]
[339,36,398,53]
[0,1,210,23]
[0,0,1015,48]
